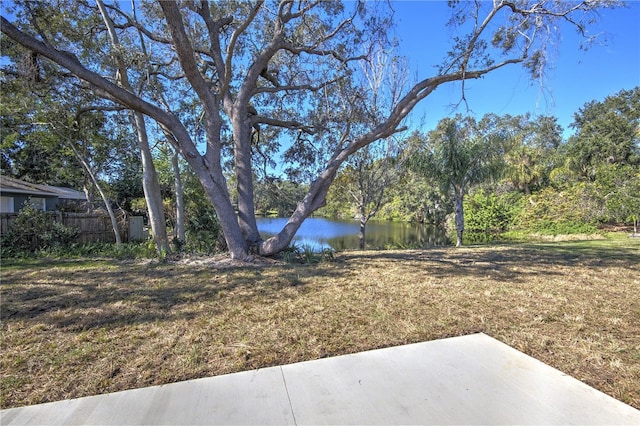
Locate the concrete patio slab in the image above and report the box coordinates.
[2,333,638,425]
[1,366,295,425]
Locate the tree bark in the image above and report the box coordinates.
[232,112,261,249]
[359,202,367,250]
[189,156,248,259]
[453,187,465,247]
[160,1,251,259]
[133,112,170,254]
[171,149,186,244]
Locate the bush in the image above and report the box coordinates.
[59,241,159,259]
[516,185,602,235]
[185,221,225,255]
[183,182,226,255]
[1,206,80,257]
[531,220,598,235]
[281,242,335,264]
[463,190,524,242]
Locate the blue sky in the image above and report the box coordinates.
[390,0,640,136]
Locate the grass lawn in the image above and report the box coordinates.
[1,234,639,409]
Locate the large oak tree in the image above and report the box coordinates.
[1,0,617,259]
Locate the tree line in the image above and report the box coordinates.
[1,0,633,257]
[300,87,640,246]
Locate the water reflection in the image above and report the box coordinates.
[257,217,450,251]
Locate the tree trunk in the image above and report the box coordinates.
[3,1,560,259]
[187,157,248,259]
[233,112,261,250]
[171,148,185,244]
[359,205,367,250]
[68,140,122,246]
[258,166,336,255]
[82,185,95,212]
[454,188,465,247]
[97,0,169,255]
[133,112,170,254]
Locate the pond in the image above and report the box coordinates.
[256,217,451,251]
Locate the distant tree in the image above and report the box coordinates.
[501,114,563,195]
[332,138,403,249]
[1,0,618,259]
[64,126,123,246]
[0,44,85,187]
[332,43,408,249]
[463,189,524,240]
[516,184,602,235]
[155,143,188,246]
[565,87,640,181]
[378,132,451,225]
[0,43,129,243]
[409,115,504,246]
[381,170,450,225]
[598,164,640,235]
[254,179,308,217]
[182,170,224,254]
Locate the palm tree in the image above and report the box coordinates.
[408,115,503,246]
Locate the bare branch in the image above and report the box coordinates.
[310,12,357,50]
[281,42,367,64]
[252,115,317,134]
[220,1,264,97]
[253,77,341,95]
[195,2,230,85]
[280,1,322,21]
[74,105,126,121]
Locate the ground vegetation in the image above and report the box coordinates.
[1,236,638,409]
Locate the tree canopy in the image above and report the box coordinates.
[565,87,640,180]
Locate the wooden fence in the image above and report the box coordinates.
[0,212,145,244]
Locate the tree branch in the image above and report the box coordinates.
[220,1,264,98]
[195,1,230,91]
[281,42,367,64]
[253,77,341,95]
[74,105,127,122]
[0,15,200,161]
[159,2,217,110]
[253,115,317,134]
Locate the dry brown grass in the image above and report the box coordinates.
[1,237,639,409]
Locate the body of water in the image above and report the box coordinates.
[257,217,450,251]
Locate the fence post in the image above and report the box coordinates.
[128,216,145,242]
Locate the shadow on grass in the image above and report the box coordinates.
[527,241,640,265]
[0,260,345,331]
[338,239,639,281]
[2,239,637,332]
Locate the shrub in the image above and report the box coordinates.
[1,206,80,256]
[463,190,524,242]
[515,185,601,235]
[183,190,225,254]
[281,242,335,264]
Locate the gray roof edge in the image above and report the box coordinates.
[0,176,86,200]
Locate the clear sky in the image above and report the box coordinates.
[390,0,640,137]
